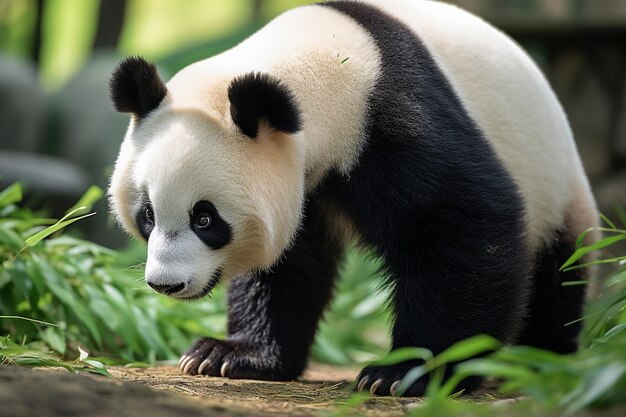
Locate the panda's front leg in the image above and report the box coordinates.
[178,205,342,380]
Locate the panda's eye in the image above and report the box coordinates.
[194,213,212,230]
[144,205,154,225]
[190,201,230,249]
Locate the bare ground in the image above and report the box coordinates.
[0,364,520,417]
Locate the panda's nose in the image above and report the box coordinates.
[147,281,185,295]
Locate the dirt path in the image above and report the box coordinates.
[4,364,626,417]
[1,364,418,417]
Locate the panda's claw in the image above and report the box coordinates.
[179,355,193,372]
[357,363,432,396]
[357,376,370,392]
[390,380,401,396]
[183,358,196,374]
[197,358,211,375]
[177,355,188,367]
[220,361,231,377]
[369,378,384,395]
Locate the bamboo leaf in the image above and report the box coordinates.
[433,335,501,366]
[0,315,59,327]
[368,346,433,367]
[65,186,103,216]
[0,183,22,208]
[561,234,626,270]
[599,213,616,229]
[24,210,96,247]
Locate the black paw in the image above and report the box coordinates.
[357,363,482,397]
[356,364,429,397]
[178,337,287,380]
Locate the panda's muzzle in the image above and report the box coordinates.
[147,281,185,295]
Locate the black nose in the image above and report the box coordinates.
[147,282,185,295]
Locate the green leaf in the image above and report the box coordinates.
[368,346,433,367]
[0,183,22,208]
[613,205,626,228]
[561,234,626,270]
[563,256,626,272]
[599,213,617,230]
[566,365,626,411]
[24,209,96,247]
[0,227,25,249]
[0,315,59,327]
[594,323,626,344]
[42,327,66,354]
[445,359,535,394]
[395,365,428,396]
[433,335,501,366]
[65,186,104,216]
[494,345,570,366]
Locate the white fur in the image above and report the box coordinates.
[166,5,381,189]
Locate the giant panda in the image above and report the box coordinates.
[108,0,599,396]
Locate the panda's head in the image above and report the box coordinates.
[108,57,305,299]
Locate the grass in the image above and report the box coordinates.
[1,181,626,415]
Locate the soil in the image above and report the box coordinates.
[5,363,625,417]
[0,363,513,417]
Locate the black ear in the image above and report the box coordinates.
[227,72,302,138]
[109,56,167,118]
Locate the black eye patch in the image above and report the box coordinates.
[135,201,155,241]
[190,201,232,249]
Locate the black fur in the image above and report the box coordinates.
[315,1,531,396]
[182,199,342,380]
[110,56,167,118]
[517,230,586,353]
[190,201,232,250]
[228,72,302,138]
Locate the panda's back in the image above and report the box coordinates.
[321,0,595,250]
[366,0,592,249]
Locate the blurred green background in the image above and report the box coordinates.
[0,0,625,367]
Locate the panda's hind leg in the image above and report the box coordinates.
[517,202,598,353]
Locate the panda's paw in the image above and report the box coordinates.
[356,364,429,397]
[178,337,284,380]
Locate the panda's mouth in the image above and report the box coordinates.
[180,268,223,300]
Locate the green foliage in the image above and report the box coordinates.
[312,249,390,365]
[0,335,110,377]
[0,183,226,362]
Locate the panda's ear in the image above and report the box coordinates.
[109,56,167,118]
[227,72,302,138]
